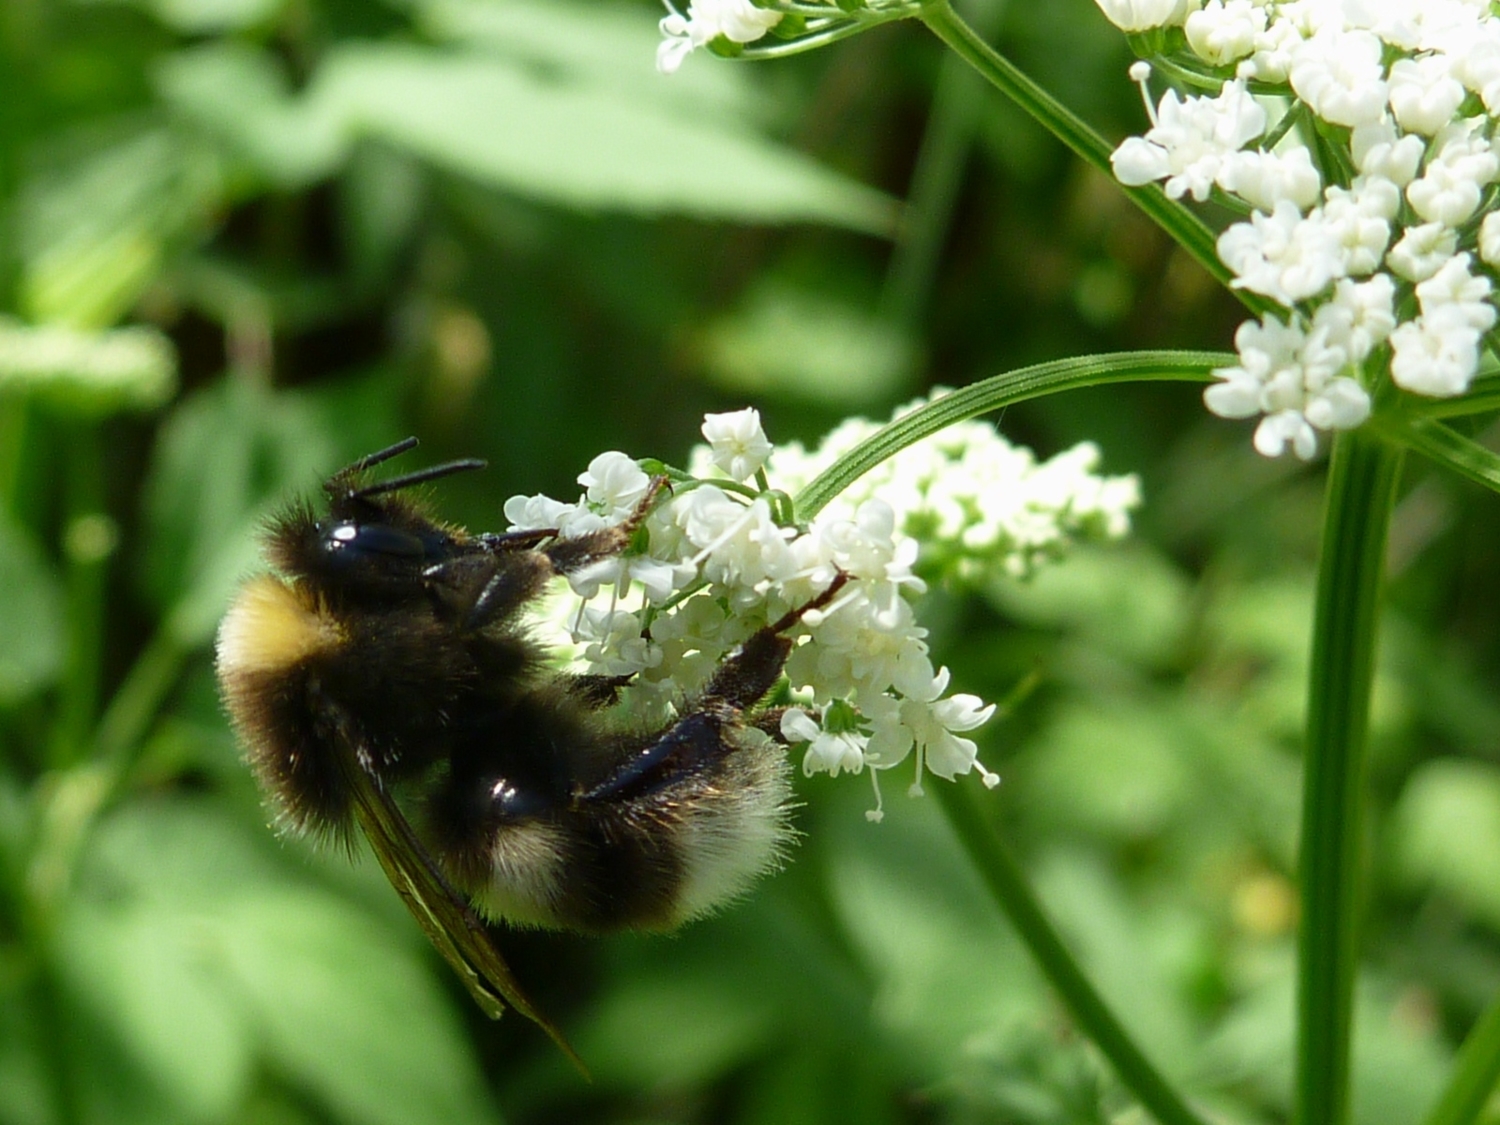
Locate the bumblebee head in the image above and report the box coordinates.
[267,438,488,605]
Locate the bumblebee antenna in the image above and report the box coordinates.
[352,457,488,499]
[345,437,420,475]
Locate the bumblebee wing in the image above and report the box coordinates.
[327,713,587,1073]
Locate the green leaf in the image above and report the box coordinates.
[986,544,1192,669]
[16,127,223,329]
[417,0,762,121]
[1392,759,1500,931]
[312,43,897,232]
[822,790,1043,1068]
[154,43,347,190]
[0,518,64,706]
[136,0,286,34]
[219,891,499,1125]
[66,799,500,1125]
[696,281,920,405]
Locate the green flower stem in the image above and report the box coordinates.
[51,422,106,768]
[914,0,1273,317]
[793,350,1224,518]
[934,782,1209,1125]
[880,0,1003,328]
[1423,997,1500,1125]
[1369,413,1500,496]
[1297,430,1404,1125]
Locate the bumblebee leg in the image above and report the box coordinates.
[582,574,850,801]
[565,673,635,709]
[579,710,731,804]
[542,476,668,576]
[700,572,850,711]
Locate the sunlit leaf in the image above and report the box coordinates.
[312,43,897,232]
[154,43,347,190]
[1392,758,1500,931]
[16,128,222,328]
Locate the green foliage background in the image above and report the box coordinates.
[2,1,1500,1123]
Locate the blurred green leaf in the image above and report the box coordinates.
[988,544,1191,669]
[1028,701,1191,841]
[0,517,63,706]
[126,0,287,34]
[312,43,898,231]
[63,799,499,1125]
[822,791,1044,1069]
[697,281,920,406]
[16,126,222,328]
[154,43,346,190]
[1200,971,1448,1125]
[1391,758,1500,931]
[219,891,500,1125]
[1034,850,1200,1078]
[0,318,176,415]
[416,0,764,120]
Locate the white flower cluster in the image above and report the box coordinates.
[656,0,783,74]
[1102,0,1500,458]
[505,402,1139,819]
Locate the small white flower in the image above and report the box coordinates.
[782,709,868,778]
[701,407,773,481]
[656,0,782,75]
[1217,200,1343,305]
[1254,409,1320,459]
[1318,182,1393,276]
[1289,29,1389,128]
[1387,53,1467,135]
[504,492,577,532]
[1407,124,1500,225]
[1112,80,1266,202]
[1207,314,1369,459]
[1390,307,1483,396]
[1184,0,1266,65]
[578,451,652,520]
[1242,15,1303,83]
[1386,221,1458,282]
[1479,211,1500,266]
[1350,119,1426,186]
[897,667,1000,789]
[1415,252,1497,332]
[1219,146,1322,212]
[1450,20,1500,113]
[1313,275,1397,361]
[1093,0,1192,32]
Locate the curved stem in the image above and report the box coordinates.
[935,783,1209,1125]
[1296,431,1404,1125]
[914,0,1271,316]
[793,350,1225,519]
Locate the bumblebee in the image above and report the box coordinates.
[215,438,837,1060]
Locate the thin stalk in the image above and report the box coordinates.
[1296,431,1404,1125]
[915,0,1273,317]
[51,422,107,768]
[794,350,1224,518]
[1423,996,1500,1125]
[935,782,1209,1125]
[881,0,1004,328]
[1369,414,1500,496]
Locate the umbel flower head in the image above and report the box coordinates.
[1102,0,1500,459]
[506,400,1140,819]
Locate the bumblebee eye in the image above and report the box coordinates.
[322,521,427,561]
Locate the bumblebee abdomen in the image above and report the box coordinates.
[463,727,795,933]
